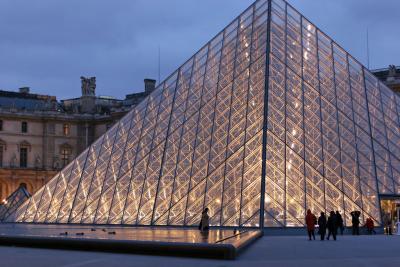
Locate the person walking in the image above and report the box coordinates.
[364,217,376,235]
[305,209,317,240]
[199,208,210,233]
[327,211,337,241]
[350,211,361,235]
[336,210,344,235]
[318,212,327,241]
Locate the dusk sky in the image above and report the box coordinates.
[0,0,399,99]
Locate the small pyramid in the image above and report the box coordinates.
[7,0,400,227]
[0,185,31,222]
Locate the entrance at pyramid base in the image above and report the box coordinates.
[0,224,262,259]
[380,196,400,235]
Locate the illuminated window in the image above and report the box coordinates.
[63,124,70,136]
[61,148,71,167]
[21,121,28,133]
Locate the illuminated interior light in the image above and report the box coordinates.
[292,129,297,136]
[304,52,309,60]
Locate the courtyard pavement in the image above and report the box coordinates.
[0,234,399,266]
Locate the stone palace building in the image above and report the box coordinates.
[0,78,155,201]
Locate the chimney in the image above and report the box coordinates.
[144,79,156,93]
[19,87,30,94]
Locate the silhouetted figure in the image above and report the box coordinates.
[383,213,392,235]
[327,211,337,241]
[318,212,327,241]
[336,211,344,235]
[364,217,376,235]
[199,208,210,232]
[350,211,361,235]
[305,209,317,240]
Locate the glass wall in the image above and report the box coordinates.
[7,0,400,228]
[9,0,269,227]
[264,0,400,227]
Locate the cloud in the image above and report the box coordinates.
[288,0,400,69]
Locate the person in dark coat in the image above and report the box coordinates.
[305,209,317,240]
[318,212,327,241]
[350,211,361,235]
[199,208,210,232]
[327,211,337,241]
[336,211,344,235]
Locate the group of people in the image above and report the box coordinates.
[306,210,342,241]
[199,207,377,239]
[306,209,376,241]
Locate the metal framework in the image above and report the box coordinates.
[6,0,400,227]
[0,185,31,222]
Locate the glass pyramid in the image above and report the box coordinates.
[0,185,31,222]
[6,0,400,228]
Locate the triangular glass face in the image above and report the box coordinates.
[7,0,268,226]
[6,0,400,228]
[0,185,31,222]
[264,0,400,227]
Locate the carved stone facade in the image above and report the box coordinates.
[0,169,56,202]
[372,65,400,94]
[0,78,155,200]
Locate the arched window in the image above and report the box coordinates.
[59,143,72,167]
